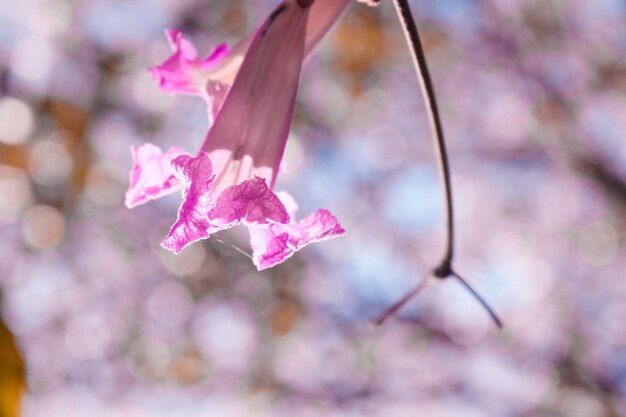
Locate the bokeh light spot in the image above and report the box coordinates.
[83,166,126,207]
[127,337,171,381]
[21,205,66,249]
[28,0,72,37]
[65,313,112,360]
[361,125,408,171]
[0,165,34,221]
[146,282,193,327]
[191,303,257,372]
[0,97,34,145]
[11,36,56,82]
[159,244,206,277]
[28,139,73,186]
[578,221,619,266]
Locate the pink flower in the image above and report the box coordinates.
[148,0,350,122]
[127,0,346,270]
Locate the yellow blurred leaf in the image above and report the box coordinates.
[0,319,26,417]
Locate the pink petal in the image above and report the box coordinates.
[249,206,345,270]
[161,152,215,253]
[148,29,230,119]
[201,1,310,188]
[210,177,290,228]
[125,143,185,209]
[305,0,350,57]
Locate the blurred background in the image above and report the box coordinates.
[1,0,625,415]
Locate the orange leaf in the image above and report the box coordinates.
[0,319,26,417]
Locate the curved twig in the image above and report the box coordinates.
[373,0,502,329]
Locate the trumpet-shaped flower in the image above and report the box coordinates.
[127,0,345,270]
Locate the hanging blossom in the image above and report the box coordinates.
[125,0,347,270]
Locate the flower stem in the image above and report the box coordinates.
[392,0,454,268]
[371,277,429,326]
[374,0,502,329]
[452,271,503,329]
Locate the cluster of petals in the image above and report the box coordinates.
[126,0,348,270]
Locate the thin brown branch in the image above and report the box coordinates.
[391,0,454,268]
[574,156,626,207]
[372,0,502,329]
[372,277,429,326]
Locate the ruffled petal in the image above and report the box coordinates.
[210,177,290,228]
[162,168,291,253]
[125,143,185,209]
[249,193,345,270]
[148,29,230,109]
[161,152,215,253]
